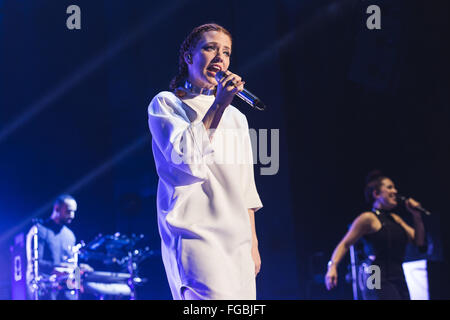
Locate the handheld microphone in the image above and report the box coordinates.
[397,195,431,216]
[215,71,266,111]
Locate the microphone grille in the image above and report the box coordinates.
[215,70,225,80]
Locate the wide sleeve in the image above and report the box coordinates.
[241,115,263,212]
[148,92,214,181]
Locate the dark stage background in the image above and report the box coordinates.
[0,0,449,299]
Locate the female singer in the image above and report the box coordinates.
[147,23,263,300]
[324,171,426,299]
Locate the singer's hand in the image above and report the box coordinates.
[215,71,245,108]
[251,242,261,276]
[203,71,245,132]
[405,198,422,217]
[325,266,338,291]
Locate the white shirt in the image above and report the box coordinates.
[148,90,262,300]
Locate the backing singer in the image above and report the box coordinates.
[324,171,426,299]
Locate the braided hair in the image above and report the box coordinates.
[169,23,232,93]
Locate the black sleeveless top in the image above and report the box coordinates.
[362,210,408,280]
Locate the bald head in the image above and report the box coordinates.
[51,194,77,225]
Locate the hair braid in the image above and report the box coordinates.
[169,23,232,92]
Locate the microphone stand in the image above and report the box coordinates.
[349,245,359,300]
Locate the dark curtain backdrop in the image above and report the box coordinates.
[0,0,448,299]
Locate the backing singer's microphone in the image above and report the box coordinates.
[215,71,266,111]
[397,195,431,216]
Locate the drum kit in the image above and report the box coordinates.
[30,232,159,300]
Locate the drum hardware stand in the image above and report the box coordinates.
[127,251,136,300]
[66,241,85,300]
[30,224,41,300]
[126,247,148,300]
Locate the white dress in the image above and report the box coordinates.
[147,90,263,300]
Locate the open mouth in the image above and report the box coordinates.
[207,65,222,74]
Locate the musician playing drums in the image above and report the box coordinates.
[25,194,93,300]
